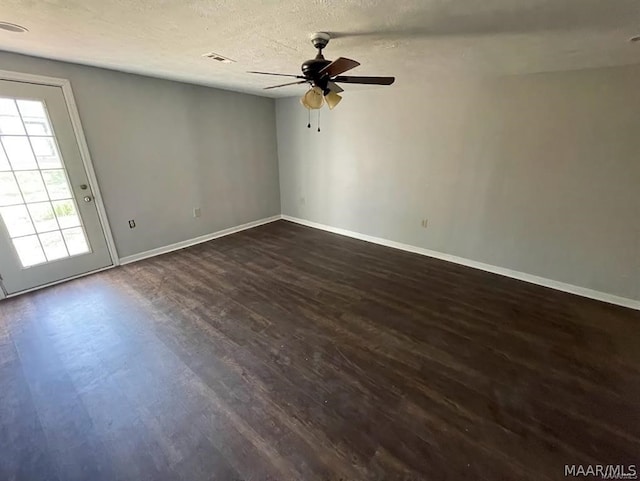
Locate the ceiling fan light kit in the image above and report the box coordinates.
[249,32,394,129]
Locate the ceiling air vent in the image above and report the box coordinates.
[202,52,235,64]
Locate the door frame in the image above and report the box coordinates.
[0,69,119,297]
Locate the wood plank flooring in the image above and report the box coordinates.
[1,220,639,480]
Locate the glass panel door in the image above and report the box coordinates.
[0,80,112,295]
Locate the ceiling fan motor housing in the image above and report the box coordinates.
[301,58,331,77]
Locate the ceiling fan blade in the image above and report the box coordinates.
[327,81,344,93]
[333,76,395,85]
[264,80,308,90]
[248,71,305,78]
[318,57,360,78]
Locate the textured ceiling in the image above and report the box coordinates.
[1,0,639,97]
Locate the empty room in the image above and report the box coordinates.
[1,1,639,480]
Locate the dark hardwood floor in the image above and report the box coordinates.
[1,220,639,481]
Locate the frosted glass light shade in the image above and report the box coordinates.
[325,91,342,110]
[301,87,324,109]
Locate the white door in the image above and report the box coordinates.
[0,79,112,295]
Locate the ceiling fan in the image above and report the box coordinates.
[248,32,395,110]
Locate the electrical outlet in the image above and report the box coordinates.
[193,207,201,218]
[421,219,428,228]
[128,219,136,229]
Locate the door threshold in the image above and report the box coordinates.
[2,264,115,299]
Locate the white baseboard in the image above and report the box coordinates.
[119,215,281,265]
[282,215,640,311]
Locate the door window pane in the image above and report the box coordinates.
[0,98,25,135]
[41,169,72,199]
[30,137,61,168]
[0,115,25,135]
[0,98,19,115]
[28,202,59,233]
[0,204,35,237]
[0,143,10,171]
[1,136,37,170]
[52,199,80,228]
[39,230,68,261]
[14,171,48,203]
[17,100,52,135]
[0,172,22,206]
[62,227,89,255]
[12,235,46,267]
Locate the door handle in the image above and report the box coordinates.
[83,196,93,203]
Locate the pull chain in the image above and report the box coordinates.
[317,109,321,132]
[307,108,311,128]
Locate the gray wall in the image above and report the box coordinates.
[277,65,640,301]
[0,51,280,259]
